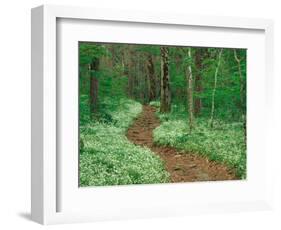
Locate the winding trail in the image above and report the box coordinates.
[126,105,236,182]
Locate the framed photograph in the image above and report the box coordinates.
[31,5,274,225]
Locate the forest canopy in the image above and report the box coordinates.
[79,42,246,186]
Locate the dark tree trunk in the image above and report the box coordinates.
[160,47,171,113]
[124,45,134,98]
[147,54,157,102]
[194,49,203,116]
[128,75,133,98]
[89,59,99,116]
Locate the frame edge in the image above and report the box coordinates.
[31,4,275,224]
[31,5,44,224]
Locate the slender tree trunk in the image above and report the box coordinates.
[234,50,244,112]
[89,59,99,116]
[139,55,146,104]
[137,54,142,101]
[234,49,246,143]
[132,52,138,99]
[128,66,134,99]
[187,48,194,133]
[155,55,161,99]
[124,45,134,98]
[210,48,223,128]
[160,47,171,113]
[147,54,157,102]
[144,64,149,104]
[194,49,203,116]
[80,66,88,94]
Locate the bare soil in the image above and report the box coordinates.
[126,105,237,182]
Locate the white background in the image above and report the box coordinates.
[58,18,267,215]
[0,0,280,229]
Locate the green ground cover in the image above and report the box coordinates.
[151,101,246,178]
[79,96,169,186]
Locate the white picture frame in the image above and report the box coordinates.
[31,4,274,225]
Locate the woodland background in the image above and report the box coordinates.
[79,43,246,186]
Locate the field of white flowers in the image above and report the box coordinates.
[79,96,169,186]
[151,101,246,178]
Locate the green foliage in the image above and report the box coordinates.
[79,42,108,65]
[136,45,160,56]
[79,96,169,186]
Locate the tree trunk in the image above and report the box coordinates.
[136,54,141,101]
[194,48,203,116]
[234,49,246,143]
[210,48,223,128]
[234,50,244,112]
[187,48,194,133]
[160,47,171,113]
[89,59,99,116]
[147,54,157,102]
[124,45,134,98]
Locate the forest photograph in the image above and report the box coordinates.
[79,42,246,187]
